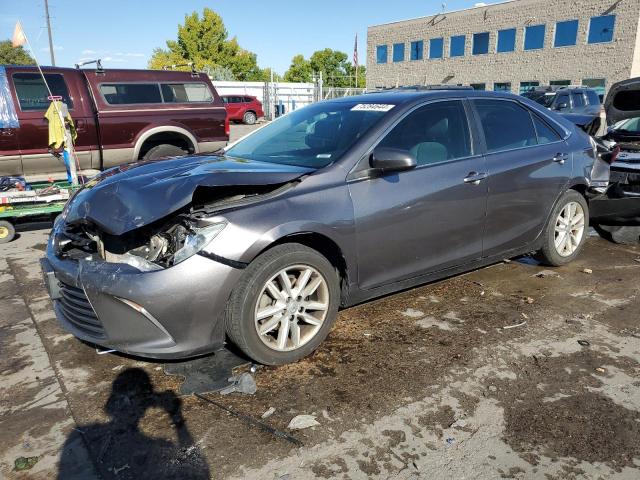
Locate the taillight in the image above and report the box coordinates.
[224,115,230,137]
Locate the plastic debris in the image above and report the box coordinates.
[525,297,535,304]
[445,437,455,445]
[450,419,467,429]
[503,321,527,330]
[595,367,606,373]
[14,456,39,471]
[287,414,320,430]
[578,340,590,347]
[220,372,257,395]
[582,268,593,274]
[261,407,276,419]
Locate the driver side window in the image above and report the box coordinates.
[377,100,472,166]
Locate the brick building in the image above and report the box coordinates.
[366,0,640,95]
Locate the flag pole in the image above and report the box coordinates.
[17,22,81,185]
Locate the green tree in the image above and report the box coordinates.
[0,40,35,65]
[148,8,262,81]
[283,54,313,83]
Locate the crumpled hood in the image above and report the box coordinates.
[604,77,640,125]
[64,154,313,235]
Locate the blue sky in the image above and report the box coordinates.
[1,0,493,73]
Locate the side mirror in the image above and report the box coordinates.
[370,147,417,172]
[556,102,569,111]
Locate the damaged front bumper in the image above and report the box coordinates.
[41,226,245,359]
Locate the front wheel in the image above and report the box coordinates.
[225,243,340,365]
[242,111,257,125]
[537,190,589,266]
[142,144,187,161]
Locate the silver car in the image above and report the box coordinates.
[42,89,597,365]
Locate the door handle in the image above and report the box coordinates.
[553,153,569,165]
[463,172,488,185]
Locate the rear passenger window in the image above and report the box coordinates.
[100,83,162,105]
[586,90,601,105]
[160,83,213,103]
[532,115,562,144]
[13,73,74,111]
[244,97,253,103]
[378,100,472,165]
[473,99,537,153]
[571,92,586,108]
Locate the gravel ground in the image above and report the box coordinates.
[1,135,639,479]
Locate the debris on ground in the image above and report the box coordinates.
[109,464,130,475]
[578,340,590,347]
[287,415,320,430]
[400,308,424,318]
[521,313,529,319]
[14,456,39,471]
[450,419,467,429]
[503,321,527,330]
[595,367,607,373]
[445,438,455,445]
[534,270,560,278]
[525,297,535,304]
[261,407,276,419]
[220,372,257,395]
[322,409,333,421]
[582,268,593,274]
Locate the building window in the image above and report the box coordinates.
[497,28,516,53]
[519,81,540,94]
[410,40,424,61]
[554,19,579,47]
[450,35,466,57]
[376,45,388,64]
[473,32,490,55]
[393,43,405,62]
[550,80,571,87]
[470,83,486,91]
[588,15,615,44]
[430,38,444,59]
[524,24,546,50]
[583,78,606,97]
[494,82,512,92]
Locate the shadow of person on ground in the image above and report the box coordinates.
[57,368,210,480]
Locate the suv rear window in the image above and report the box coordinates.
[585,90,601,105]
[13,73,74,111]
[100,83,162,105]
[161,83,213,103]
[100,82,214,105]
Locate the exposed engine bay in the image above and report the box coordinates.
[55,181,298,271]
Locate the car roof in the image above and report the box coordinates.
[327,89,525,106]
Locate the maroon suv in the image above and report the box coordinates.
[0,66,229,180]
[221,95,264,125]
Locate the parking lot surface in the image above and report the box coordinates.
[2,225,640,479]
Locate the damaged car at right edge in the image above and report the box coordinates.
[579,78,640,244]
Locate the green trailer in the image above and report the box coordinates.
[0,181,79,244]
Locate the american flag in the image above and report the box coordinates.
[353,33,359,70]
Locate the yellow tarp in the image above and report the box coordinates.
[44,101,77,149]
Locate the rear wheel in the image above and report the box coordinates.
[225,243,340,365]
[243,111,257,125]
[593,224,640,245]
[0,220,16,244]
[142,144,187,161]
[537,190,589,266]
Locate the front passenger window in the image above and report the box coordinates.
[377,101,472,166]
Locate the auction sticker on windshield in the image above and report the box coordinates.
[351,104,395,112]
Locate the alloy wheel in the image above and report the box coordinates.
[254,264,330,352]
[0,226,8,239]
[554,201,585,257]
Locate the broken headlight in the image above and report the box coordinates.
[173,222,227,265]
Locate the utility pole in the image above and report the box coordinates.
[44,0,55,65]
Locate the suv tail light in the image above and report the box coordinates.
[224,115,230,137]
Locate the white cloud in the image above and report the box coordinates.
[81,49,97,55]
[102,56,127,63]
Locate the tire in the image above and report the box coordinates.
[242,111,257,125]
[142,144,187,161]
[536,190,589,266]
[593,224,640,245]
[225,243,340,365]
[0,220,16,244]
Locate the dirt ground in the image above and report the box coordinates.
[1,192,640,478]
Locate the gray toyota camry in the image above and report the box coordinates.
[42,88,601,365]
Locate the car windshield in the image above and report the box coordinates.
[225,101,395,168]
[613,117,640,134]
